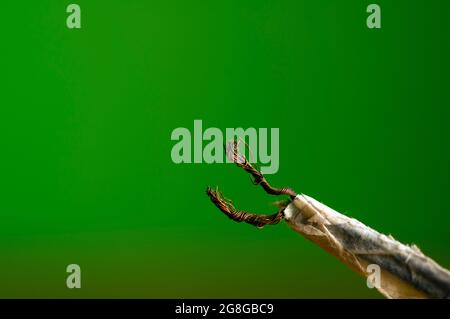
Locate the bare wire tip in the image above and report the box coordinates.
[225,140,297,198]
[206,187,284,228]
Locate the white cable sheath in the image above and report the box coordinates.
[284,194,450,299]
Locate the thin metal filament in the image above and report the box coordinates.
[206,187,284,228]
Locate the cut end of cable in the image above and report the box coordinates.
[206,141,297,228]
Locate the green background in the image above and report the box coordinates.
[1,0,449,298]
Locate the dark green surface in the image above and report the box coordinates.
[1,0,449,298]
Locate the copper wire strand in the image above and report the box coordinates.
[225,140,297,198]
[206,187,285,228]
[206,140,298,228]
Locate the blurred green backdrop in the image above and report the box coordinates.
[1,0,449,298]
